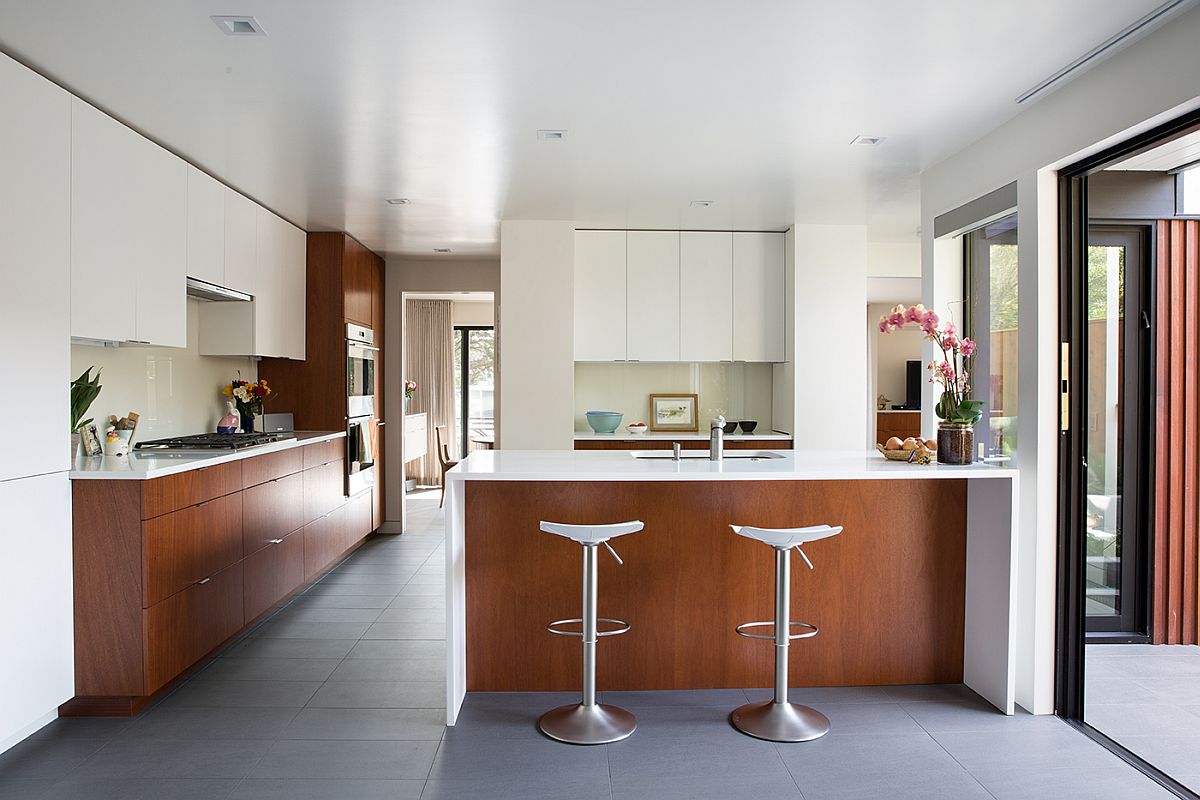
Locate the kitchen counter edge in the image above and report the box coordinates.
[69,431,347,481]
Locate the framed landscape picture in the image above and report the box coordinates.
[649,393,699,431]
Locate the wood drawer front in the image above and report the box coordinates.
[142,460,243,519]
[144,492,243,608]
[303,504,346,581]
[144,561,243,695]
[243,471,304,556]
[241,446,303,489]
[303,438,344,470]
[347,489,374,548]
[876,412,922,444]
[303,459,345,525]
[244,530,304,622]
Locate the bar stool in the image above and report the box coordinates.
[728,523,842,743]
[537,520,643,745]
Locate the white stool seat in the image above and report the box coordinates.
[730,524,841,549]
[541,520,644,545]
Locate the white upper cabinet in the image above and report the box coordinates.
[71,98,186,347]
[281,217,307,360]
[131,131,187,348]
[223,187,257,295]
[680,231,733,361]
[732,232,785,362]
[0,54,71,479]
[573,230,627,361]
[626,231,680,361]
[186,166,225,286]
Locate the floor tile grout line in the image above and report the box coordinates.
[920,728,1002,800]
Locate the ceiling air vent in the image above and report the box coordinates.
[211,15,267,36]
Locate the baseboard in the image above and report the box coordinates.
[0,709,58,755]
[377,521,404,534]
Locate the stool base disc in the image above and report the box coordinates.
[730,700,830,743]
[538,703,637,745]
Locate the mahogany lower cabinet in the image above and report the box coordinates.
[67,437,368,716]
[876,411,922,445]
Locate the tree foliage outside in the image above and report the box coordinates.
[1086,245,1125,321]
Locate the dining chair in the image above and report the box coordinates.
[436,424,458,508]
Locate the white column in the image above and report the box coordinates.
[498,220,575,449]
[789,224,867,449]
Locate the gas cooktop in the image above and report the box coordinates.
[134,432,290,451]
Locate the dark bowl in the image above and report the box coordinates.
[739,420,758,434]
[722,421,738,434]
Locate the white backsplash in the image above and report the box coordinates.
[70,299,258,442]
[574,362,774,432]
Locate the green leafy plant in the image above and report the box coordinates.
[70,367,102,433]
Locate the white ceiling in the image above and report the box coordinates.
[1109,129,1200,171]
[0,0,1171,259]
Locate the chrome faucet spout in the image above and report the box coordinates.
[710,416,725,461]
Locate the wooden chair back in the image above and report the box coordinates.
[436,425,454,467]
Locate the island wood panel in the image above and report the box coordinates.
[574,439,794,451]
[242,470,305,556]
[71,480,145,697]
[141,460,243,519]
[465,479,966,691]
[143,491,243,607]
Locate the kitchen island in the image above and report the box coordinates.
[444,450,1019,724]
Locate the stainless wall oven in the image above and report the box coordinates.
[347,323,378,495]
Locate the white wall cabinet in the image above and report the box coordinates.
[70,99,186,348]
[186,165,225,286]
[223,188,257,295]
[198,209,306,359]
[573,230,627,361]
[732,232,785,362]
[0,53,71,480]
[626,231,680,361]
[680,231,733,361]
[572,229,784,363]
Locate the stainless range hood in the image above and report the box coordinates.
[186,277,252,303]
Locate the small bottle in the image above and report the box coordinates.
[217,401,239,434]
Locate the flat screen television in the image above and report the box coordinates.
[903,359,921,410]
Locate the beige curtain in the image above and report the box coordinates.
[405,299,456,485]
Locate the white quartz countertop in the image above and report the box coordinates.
[447,449,1017,482]
[574,431,791,441]
[69,431,346,481]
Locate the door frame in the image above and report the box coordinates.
[454,325,494,457]
[1056,107,1200,799]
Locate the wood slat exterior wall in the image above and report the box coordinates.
[1153,219,1200,644]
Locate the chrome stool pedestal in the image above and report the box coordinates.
[728,523,842,743]
[537,521,642,745]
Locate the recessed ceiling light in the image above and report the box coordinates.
[385,198,412,205]
[210,15,267,36]
[537,129,568,141]
[689,200,715,208]
[850,135,886,146]
[433,248,452,253]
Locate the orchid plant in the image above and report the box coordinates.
[878,304,984,426]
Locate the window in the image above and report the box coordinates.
[452,326,495,456]
[964,214,1019,462]
[1178,163,1200,215]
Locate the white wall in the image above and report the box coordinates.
[453,301,494,326]
[868,302,924,406]
[789,224,868,448]
[867,241,920,277]
[383,257,500,531]
[70,299,256,442]
[498,221,574,449]
[575,362,773,432]
[919,3,1200,715]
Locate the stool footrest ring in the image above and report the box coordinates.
[735,621,818,641]
[546,617,631,638]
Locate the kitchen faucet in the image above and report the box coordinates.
[710,415,725,461]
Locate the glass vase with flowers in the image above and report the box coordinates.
[878,304,983,464]
[222,374,273,433]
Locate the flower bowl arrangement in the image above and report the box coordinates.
[879,304,982,465]
[222,374,273,433]
[404,379,417,411]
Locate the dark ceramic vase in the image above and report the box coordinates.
[936,423,973,465]
[240,412,254,433]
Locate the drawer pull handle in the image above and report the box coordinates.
[197,577,211,585]
[269,538,284,544]
[195,501,208,508]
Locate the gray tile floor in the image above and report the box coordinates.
[1086,643,1200,793]
[0,492,1177,799]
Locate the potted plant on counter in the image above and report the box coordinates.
[222,374,273,433]
[70,367,102,457]
[878,304,983,465]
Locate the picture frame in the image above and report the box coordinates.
[649,393,699,432]
[79,423,104,457]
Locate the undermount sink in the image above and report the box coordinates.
[630,450,786,460]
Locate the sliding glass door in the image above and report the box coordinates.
[452,326,495,457]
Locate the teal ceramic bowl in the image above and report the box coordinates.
[586,411,623,434]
